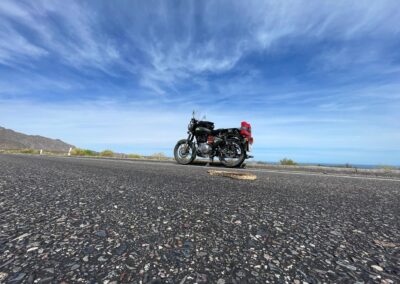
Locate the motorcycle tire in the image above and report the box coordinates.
[219,139,246,168]
[174,139,196,165]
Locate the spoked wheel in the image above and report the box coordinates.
[174,139,196,165]
[219,139,245,168]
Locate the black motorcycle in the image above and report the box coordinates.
[174,114,253,168]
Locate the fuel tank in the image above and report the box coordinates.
[195,127,212,134]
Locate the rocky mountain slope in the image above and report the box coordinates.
[0,126,74,152]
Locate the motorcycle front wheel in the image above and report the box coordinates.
[174,139,196,165]
[219,139,245,168]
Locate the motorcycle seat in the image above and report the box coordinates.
[213,128,240,134]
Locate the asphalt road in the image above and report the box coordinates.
[0,155,399,283]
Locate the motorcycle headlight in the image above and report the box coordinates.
[188,121,194,131]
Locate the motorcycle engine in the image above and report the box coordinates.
[198,143,212,155]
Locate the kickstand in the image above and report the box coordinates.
[205,157,214,167]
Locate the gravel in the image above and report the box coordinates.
[0,154,399,283]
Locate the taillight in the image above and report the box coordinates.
[249,137,254,144]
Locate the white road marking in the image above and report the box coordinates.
[239,167,400,182]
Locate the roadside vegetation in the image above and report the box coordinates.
[99,150,114,157]
[0,148,145,159]
[0,149,41,154]
[280,158,297,166]
[70,148,97,156]
[19,149,40,154]
[70,148,165,160]
[127,153,143,159]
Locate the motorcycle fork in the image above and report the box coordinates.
[187,134,195,144]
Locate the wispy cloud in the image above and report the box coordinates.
[0,19,47,66]
[125,0,400,95]
[0,0,121,72]
[1,0,399,91]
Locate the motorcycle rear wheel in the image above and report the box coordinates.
[174,139,196,165]
[219,139,245,168]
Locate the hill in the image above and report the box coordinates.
[0,126,74,152]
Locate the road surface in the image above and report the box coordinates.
[0,154,399,283]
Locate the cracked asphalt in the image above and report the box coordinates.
[0,154,399,283]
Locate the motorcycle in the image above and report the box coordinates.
[174,113,254,168]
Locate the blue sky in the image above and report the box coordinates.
[0,0,399,165]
